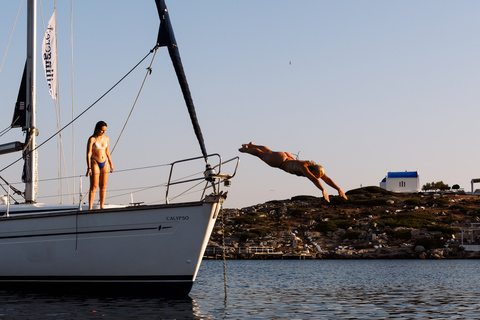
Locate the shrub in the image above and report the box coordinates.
[249,228,272,237]
[426,198,450,207]
[441,216,462,225]
[315,221,337,232]
[450,204,480,214]
[329,196,349,205]
[343,230,363,240]
[427,225,459,235]
[348,198,391,206]
[235,214,266,225]
[238,228,273,242]
[353,243,375,250]
[239,232,259,242]
[335,219,357,230]
[404,198,424,206]
[323,214,340,220]
[291,195,318,201]
[346,186,394,196]
[415,238,446,249]
[376,212,434,229]
[433,233,450,240]
[386,228,412,240]
[266,200,283,205]
[288,206,310,217]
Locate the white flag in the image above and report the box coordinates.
[42,11,57,100]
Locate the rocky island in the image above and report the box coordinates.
[207,186,480,259]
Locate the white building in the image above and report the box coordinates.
[380,171,420,193]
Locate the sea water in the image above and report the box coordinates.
[0,260,479,319]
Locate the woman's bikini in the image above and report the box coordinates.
[279,153,303,176]
[91,139,107,169]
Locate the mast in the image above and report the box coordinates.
[25,0,38,203]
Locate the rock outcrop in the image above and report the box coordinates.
[206,187,480,259]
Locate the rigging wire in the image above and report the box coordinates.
[0,176,21,205]
[40,1,71,204]
[0,184,19,205]
[40,165,210,204]
[0,48,155,175]
[0,0,23,73]
[0,125,14,138]
[53,6,72,204]
[70,0,76,203]
[40,163,208,204]
[0,176,22,195]
[2,160,200,203]
[167,179,205,202]
[39,0,45,31]
[4,162,171,186]
[34,176,210,204]
[111,47,159,154]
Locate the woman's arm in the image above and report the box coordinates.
[321,174,348,200]
[86,137,93,176]
[299,163,330,202]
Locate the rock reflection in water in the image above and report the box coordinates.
[192,260,480,319]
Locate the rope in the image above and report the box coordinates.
[221,205,228,299]
[111,47,158,154]
[0,49,154,175]
[0,0,23,73]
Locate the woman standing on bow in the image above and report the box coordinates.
[86,121,114,210]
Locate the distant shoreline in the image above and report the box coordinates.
[204,246,480,260]
[207,188,480,260]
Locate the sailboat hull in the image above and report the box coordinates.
[0,195,224,296]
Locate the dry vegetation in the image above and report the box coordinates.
[208,186,480,259]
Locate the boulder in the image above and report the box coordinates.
[415,245,426,253]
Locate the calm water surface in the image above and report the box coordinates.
[0,260,479,319]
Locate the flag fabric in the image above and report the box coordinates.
[42,11,57,100]
[11,63,27,128]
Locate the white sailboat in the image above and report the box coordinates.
[0,0,238,296]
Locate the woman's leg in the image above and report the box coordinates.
[239,142,271,153]
[89,162,100,210]
[239,143,287,168]
[98,166,109,209]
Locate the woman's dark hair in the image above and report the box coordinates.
[93,121,107,136]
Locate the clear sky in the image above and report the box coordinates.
[1,1,480,209]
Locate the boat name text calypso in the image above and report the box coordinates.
[166,216,190,221]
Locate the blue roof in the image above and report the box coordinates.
[387,171,418,178]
